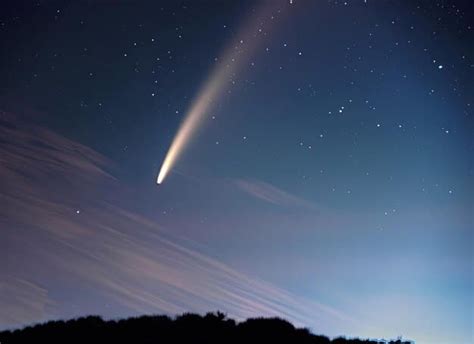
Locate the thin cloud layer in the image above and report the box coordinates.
[0,111,352,331]
[234,179,317,209]
[0,277,53,328]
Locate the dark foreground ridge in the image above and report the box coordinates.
[0,312,413,344]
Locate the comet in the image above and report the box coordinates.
[157,1,291,184]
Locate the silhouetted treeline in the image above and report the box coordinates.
[0,312,413,344]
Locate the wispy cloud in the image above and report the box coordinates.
[0,111,354,332]
[234,179,317,210]
[0,277,54,328]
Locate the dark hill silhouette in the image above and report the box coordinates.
[0,312,413,344]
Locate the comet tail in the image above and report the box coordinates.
[157,1,289,184]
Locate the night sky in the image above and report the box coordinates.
[0,1,472,343]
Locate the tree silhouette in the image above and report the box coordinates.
[0,312,414,344]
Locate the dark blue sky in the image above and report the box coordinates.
[0,1,472,343]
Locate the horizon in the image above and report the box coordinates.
[0,312,414,344]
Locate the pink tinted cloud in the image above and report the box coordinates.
[234,179,318,209]
[0,111,355,332]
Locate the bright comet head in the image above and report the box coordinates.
[156,173,164,184]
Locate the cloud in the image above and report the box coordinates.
[0,111,354,332]
[234,179,317,210]
[0,277,54,328]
